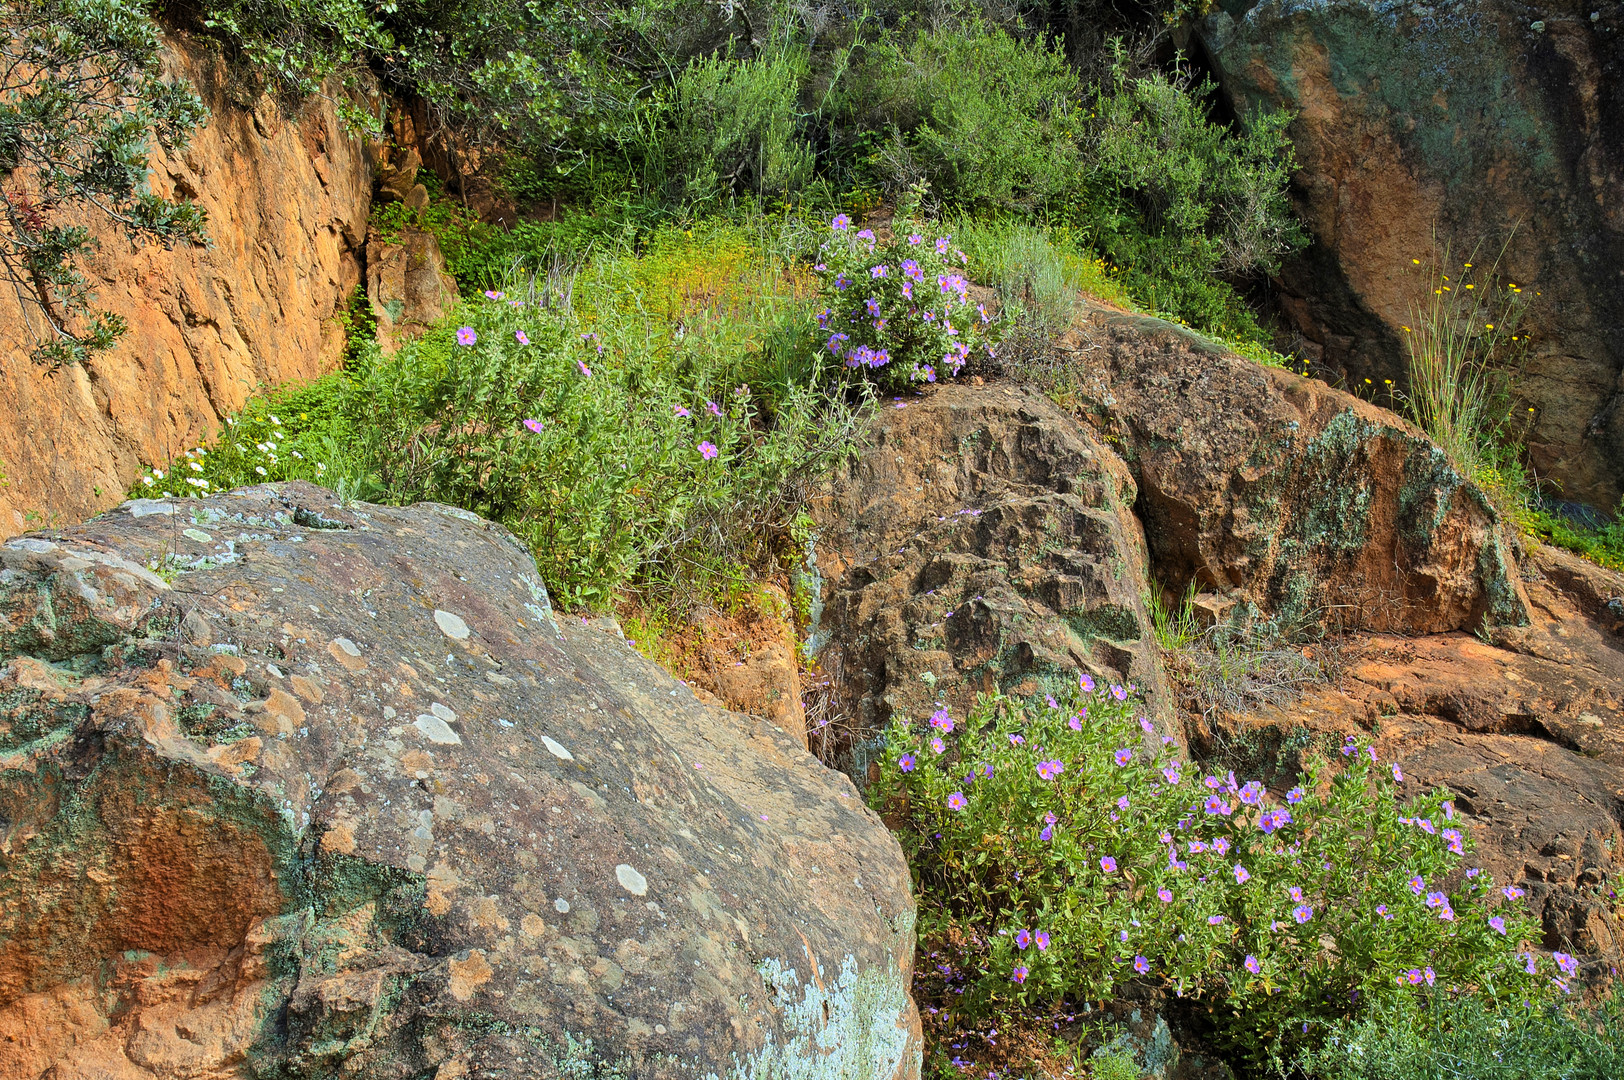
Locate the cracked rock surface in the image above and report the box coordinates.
[0,482,919,1079]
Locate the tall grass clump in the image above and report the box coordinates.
[1398,247,1530,504]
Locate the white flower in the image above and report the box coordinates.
[255,443,268,454]
[291,450,303,459]
[255,466,268,476]
[152,470,165,480]
[266,441,277,450]
[140,476,154,486]
[189,461,204,472]
[268,415,281,425]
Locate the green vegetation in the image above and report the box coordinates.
[869,684,1548,1072]
[1296,993,1624,1080]
[0,0,208,369]
[1521,504,1624,573]
[1395,248,1531,507]
[135,222,867,611]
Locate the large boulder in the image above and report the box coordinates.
[0,483,919,1079]
[808,383,1176,764]
[1197,0,1624,510]
[1056,303,1529,636]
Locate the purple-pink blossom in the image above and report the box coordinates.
[698,441,718,460]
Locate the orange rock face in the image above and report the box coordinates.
[0,34,373,538]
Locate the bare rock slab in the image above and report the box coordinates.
[0,482,920,1079]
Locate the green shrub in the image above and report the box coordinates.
[1,0,208,369]
[1073,51,1303,341]
[134,221,867,613]
[1522,503,1624,574]
[1295,993,1624,1080]
[840,24,1087,216]
[870,679,1549,1067]
[811,213,997,390]
[653,47,815,206]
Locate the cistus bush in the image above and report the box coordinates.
[813,214,997,391]
[868,677,1553,1064]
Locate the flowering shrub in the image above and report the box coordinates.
[134,225,866,612]
[869,679,1551,1062]
[813,215,996,391]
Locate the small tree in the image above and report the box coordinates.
[1,0,208,371]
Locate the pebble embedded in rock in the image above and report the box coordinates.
[434,609,471,640]
[413,713,461,745]
[616,863,648,896]
[540,734,573,760]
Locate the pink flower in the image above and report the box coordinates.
[706,400,722,417]
[456,326,477,346]
[1035,930,1050,951]
[1011,965,1028,983]
[577,360,592,377]
[483,290,505,300]
[1133,956,1149,974]
[1233,864,1250,884]
[1100,856,1117,873]
[698,441,719,460]
[1015,929,1032,950]
[674,404,692,418]
[1245,955,1261,975]
[947,791,967,810]
[1158,888,1173,903]
[1114,747,1133,767]
[514,329,530,345]
[523,419,544,433]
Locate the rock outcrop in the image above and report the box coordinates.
[0,35,374,541]
[809,383,1176,759]
[1199,0,1624,510]
[0,483,920,1079]
[366,226,460,352]
[1057,302,1528,636]
[1195,543,1624,970]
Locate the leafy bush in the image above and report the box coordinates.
[869,678,1549,1066]
[134,221,867,612]
[840,24,1087,216]
[811,214,997,390]
[652,47,815,206]
[1073,52,1303,339]
[1295,993,1624,1080]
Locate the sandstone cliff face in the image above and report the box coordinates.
[1199,0,1624,509]
[0,483,920,1079]
[0,35,373,540]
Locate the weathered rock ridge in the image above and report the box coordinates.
[0,482,919,1079]
[0,34,374,541]
[1199,0,1624,509]
[809,384,1176,751]
[1059,303,1527,636]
